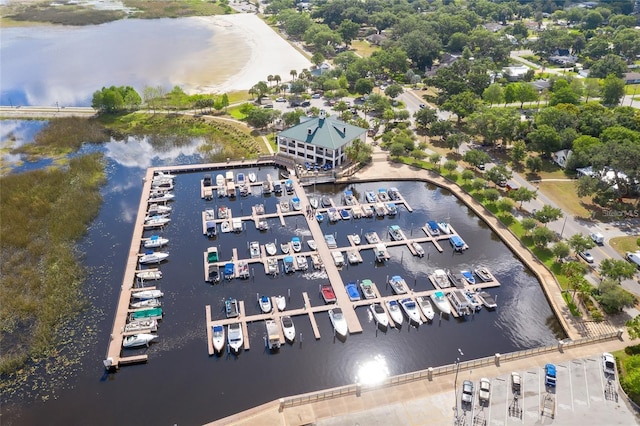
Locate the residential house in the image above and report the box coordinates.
[624,72,640,85]
[549,49,578,66]
[276,110,367,167]
[503,65,530,81]
[552,149,572,168]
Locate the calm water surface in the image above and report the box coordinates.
[0,18,248,107]
[2,125,564,425]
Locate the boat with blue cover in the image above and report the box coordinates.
[345,282,361,301]
[450,235,468,252]
[223,262,235,280]
[461,270,476,285]
[426,221,440,236]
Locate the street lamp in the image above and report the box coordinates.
[453,348,464,423]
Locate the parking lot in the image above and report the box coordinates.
[456,355,626,426]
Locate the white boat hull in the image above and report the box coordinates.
[386,301,403,325]
[122,333,157,348]
[369,304,389,328]
[329,309,348,337]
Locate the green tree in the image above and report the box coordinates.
[525,155,543,173]
[552,241,571,261]
[510,140,528,166]
[311,52,325,68]
[442,91,481,125]
[414,107,439,132]
[446,132,468,152]
[337,19,360,46]
[529,124,561,157]
[429,153,441,170]
[600,258,638,282]
[532,226,555,247]
[597,279,637,313]
[483,83,504,106]
[384,84,404,99]
[626,315,640,340]
[521,217,538,235]
[509,186,537,208]
[613,28,640,62]
[390,142,406,157]
[443,160,458,174]
[461,169,475,182]
[601,74,625,106]
[496,197,514,213]
[485,165,511,186]
[246,107,275,128]
[568,233,595,255]
[514,83,539,109]
[533,205,563,226]
[354,78,374,95]
[345,139,373,164]
[484,188,500,202]
[463,149,491,167]
[589,54,628,79]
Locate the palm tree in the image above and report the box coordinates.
[273,75,281,86]
[290,69,297,81]
[267,75,274,87]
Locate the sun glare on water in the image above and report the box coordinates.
[355,355,390,386]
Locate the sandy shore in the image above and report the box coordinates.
[198,14,311,94]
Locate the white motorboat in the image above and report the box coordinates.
[151,177,173,188]
[281,316,296,342]
[220,221,232,233]
[283,256,295,274]
[136,270,162,281]
[216,174,225,187]
[225,298,239,318]
[448,289,471,316]
[474,267,493,282]
[153,171,176,180]
[267,258,279,275]
[385,300,403,325]
[416,296,435,321]
[227,323,244,353]
[280,243,290,254]
[275,295,286,311]
[347,251,360,264]
[400,298,423,325]
[328,308,348,337]
[122,333,157,348]
[412,242,425,257]
[265,243,277,256]
[218,206,229,219]
[131,289,164,300]
[429,269,450,288]
[291,197,301,211]
[437,222,451,234]
[147,205,172,217]
[360,279,376,299]
[351,234,361,245]
[307,239,317,250]
[388,275,408,295]
[369,303,389,329]
[476,290,497,309]
[144,216,170,228]
[246,172,256,183]
[211,325,225,353]
[364,231,380,244]
[148,192,174,203]
[374,243,390,263]
[124,318,157,333]
[464,290,483,311]
[250,241,260,258]
[257,219,269,231]
[309,198,319,209]
[291,237,302,252]
[144,235,169,249]
[296,255,308,270]
[130,298,161,309]
[139,251,169,264]
[430,291,451,315]
[259,295,272,313]
[388,225,405,241]
[237,261,249,279]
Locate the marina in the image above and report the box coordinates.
[105,162,501,369]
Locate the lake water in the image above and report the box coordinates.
[0,17,249,107]
[1,123,564,425]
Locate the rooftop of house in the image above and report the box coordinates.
[278,111,367,150]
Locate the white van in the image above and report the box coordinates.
[626,251,640,268]
[590,232,605,245]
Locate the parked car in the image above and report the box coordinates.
[626,251,640,268]
[545,363,557,387]
[419,103,426,109]
[301,100,311,107]
[311,93,321,99]
[461,380,473,404]
[477,163,486,171]
[478,378,491,403]
[511,372,521,395]
[590,232,604,245]
[602,352,616,376]
[579,251,595,263]
[275,97,286,102]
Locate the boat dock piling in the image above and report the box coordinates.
[239,301,250,350]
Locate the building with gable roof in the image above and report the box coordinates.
[276,110,367,167]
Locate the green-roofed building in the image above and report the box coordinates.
[277,110,367,167]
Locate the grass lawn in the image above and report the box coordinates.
[227,106,247,120]
[624,84,640,95]
[226,90,252,104]
[609,236,640,258]
[538,180,592,219]
[350,40,379,58]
